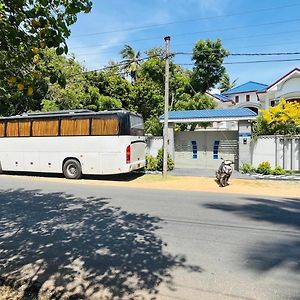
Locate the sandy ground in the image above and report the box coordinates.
[89,174,300,198]
[2,173,299,198]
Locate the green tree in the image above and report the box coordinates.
[129,79,164,121]
[41,50,87,111]
[141,47,165,84]
[120,45,141,84]
[175,93,217,131]
[191,39,229,94]
[144,116,163,136]
[129,47,220,134]
[95,95,122,111]
[0,0,92,115]
[85,69,132,109]
[40,53,124,112]
[219,72,238,93]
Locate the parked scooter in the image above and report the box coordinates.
[216,158,233,187]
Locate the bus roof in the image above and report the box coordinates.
[0,109,142,121]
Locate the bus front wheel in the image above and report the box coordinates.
[63,159,82,179]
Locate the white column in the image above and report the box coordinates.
[167,123,175,160]
[264,95,270,110]
[238,120,252,170]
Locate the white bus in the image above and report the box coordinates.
[0,109,145,179]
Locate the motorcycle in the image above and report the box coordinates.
[216,158,233,187]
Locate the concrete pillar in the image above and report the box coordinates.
[291,138,295,170]
[167,123,175,160]
[275,136,280,167]
[238,120,252,169]
[264,95,269,110]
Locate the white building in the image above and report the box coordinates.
[221,81,268,113]
[257,67,300,109]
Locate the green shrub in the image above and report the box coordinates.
[240,163,256,174]
[286,170,295,176]
[156,148,174,171]
[256,161,272,175]
[271,166,286,175]
[145,155,157,171]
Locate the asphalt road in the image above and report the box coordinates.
[0,175,300,300]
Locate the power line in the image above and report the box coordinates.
[69,53,165,78]
[176,51,300,56]
[230,52,300,56]
[71,27,300,57]
[172,28,300,49]
[223,39,300,51]
[179,58,300,66]
[2,50,300,77]
[72,38,300,58]
[74,57,300,75]
[70,18,300,50]
[70,2,300,38]
[225,58,300,65]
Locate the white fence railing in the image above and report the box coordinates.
[146,136,163,157]
[251,135,300,171]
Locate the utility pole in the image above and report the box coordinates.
[163,36,170,178]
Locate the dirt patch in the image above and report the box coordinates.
[111,175,300,198]
[3,174,300,198]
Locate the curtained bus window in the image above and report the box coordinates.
[0,121,5,137]
[6,121,22,137]
[32,119,59,136]
[60,118,90,136]
[18,120,31,136]
[91,117,119,136]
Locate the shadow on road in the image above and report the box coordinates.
[2,170,145,182]
[202,196,300,274]
[0,188,202,299]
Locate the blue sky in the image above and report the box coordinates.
[67,0,300,86]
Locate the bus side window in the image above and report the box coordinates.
[18,121,31,136]
[91,118,119,135]
[32,119,59,136]
[0,122,5,137]
[61,118,90,136]
[6,121,19,137]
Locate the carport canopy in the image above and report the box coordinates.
[159,108,257,123]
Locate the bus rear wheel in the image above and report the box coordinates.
[63,159,82,179]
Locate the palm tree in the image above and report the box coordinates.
[120,45,141,84]
[219,72,238,93]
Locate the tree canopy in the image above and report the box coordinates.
[219,72,238,93]
[0,0,92,108]
[1,31,230,134]
[191,39,229,94]
[120,45,141,84]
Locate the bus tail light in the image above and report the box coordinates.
[126,145,131,164]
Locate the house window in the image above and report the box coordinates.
[246,95,250,102]
[235,96,239,103]
[213,141,220,160]
[191,141,197,159]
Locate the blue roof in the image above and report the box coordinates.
[213,94,232,101]
[160,108,257,121]
[222,81,268,95]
